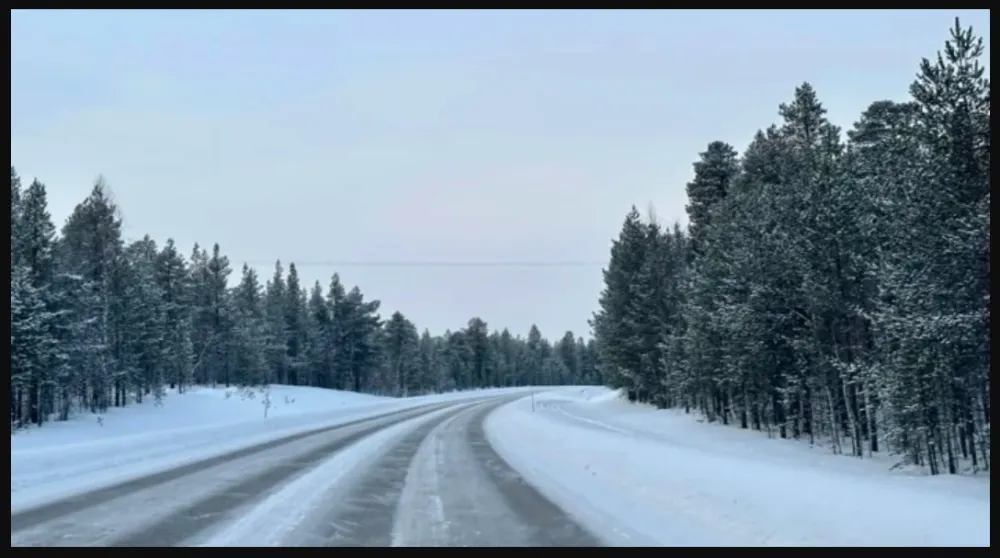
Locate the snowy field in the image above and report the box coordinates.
[485,387,990,546]
[10,384,531,513]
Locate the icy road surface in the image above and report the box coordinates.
[11,391,598,547]
[11,384,531,514]
[11,385,988,546]
[199,396,599,547]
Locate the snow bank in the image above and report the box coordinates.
[11,384,531,513]
[485,387,990,546]
[11,385,391,451]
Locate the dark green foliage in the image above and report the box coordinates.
[9,179,595,430]
[591,21,990,474]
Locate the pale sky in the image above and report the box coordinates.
[10,9,990,340]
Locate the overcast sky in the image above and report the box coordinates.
[10,9,990,340]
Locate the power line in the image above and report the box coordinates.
[239,260,608,268]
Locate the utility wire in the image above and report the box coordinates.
[239,260,608,268]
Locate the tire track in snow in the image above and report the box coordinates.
[11,400,453,534]
[197,402,481,547]
[104,402,458,547]
[392,396,603,547]
[291,401,486,546]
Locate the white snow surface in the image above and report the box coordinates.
[485,387,990,547]
[10,384,531,513]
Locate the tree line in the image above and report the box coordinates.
[592,20,989,475]
[10,173,599,431]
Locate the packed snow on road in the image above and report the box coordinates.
[10,384,530,514]
[10,384,989,546]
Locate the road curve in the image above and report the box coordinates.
[11,394,602,547]
[283,396,603,547]
[10,401,461,547]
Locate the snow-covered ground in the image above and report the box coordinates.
[10,384,530,513]
[485,387,990,546]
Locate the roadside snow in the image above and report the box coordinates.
[10,385,391,451]
[485,387,990,547]
[10,384,530,513]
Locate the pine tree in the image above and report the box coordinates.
[156,239,194,392]
[16,179,57,287]
[11,266,58,427]
[121,237,168,403]
[416,330,438,393]
[685,142,739,260]
[557,331,580,383]
[231,264,269,387]
[326,273,349,389]
[338,286,383,393]
[589,20,990,475]
[264,261,288,384]
[384,311,420,396]
[591,206,648,398]
[59,178,123,412]
[869,19,991,473]
[284,263,308,386]
[464,318,492,390]
[10,178,60,424]
[9,173,574,428]
[11,167,22,268]
[12,20,986,478]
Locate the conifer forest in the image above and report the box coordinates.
[10,21,989,476]
[10,170,600,431]
[593,21,989,475]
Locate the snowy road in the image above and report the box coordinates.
[12,386,987,547]
[10,394,598,547]
[276,396,601,547]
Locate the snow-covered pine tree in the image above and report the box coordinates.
[383,311,421,396]
[10,265,59,427]
[325,273,349,390]
[10,179,61,424]
[230,264,269,387]
[337,286,384,393]
[416,330,439,393]
[591,206,648,399]
[557,331,580,385]
[304,281,332,389]
[685,142,739,261]
[155,239,195,392]
[204,244,234,387]
[59,178,123,413]
[284,263,309,386]
[9,170,576,428]
[464,317,492,392]
[588,20,989,475]
[121,237,168,404]
[869,19,991,473]
[264,261,289,385]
